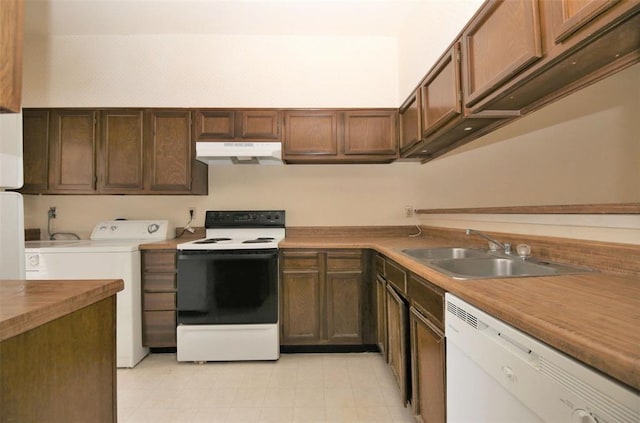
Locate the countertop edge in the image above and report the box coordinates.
[0,279,124,342]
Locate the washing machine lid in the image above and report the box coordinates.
[25,239,143,253]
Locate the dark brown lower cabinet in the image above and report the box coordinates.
[376,274,387,360]
[386,283,410,405]
[280,249,372,346]
[280,251,322,344]
[141,249,177,347]
[410,307,446,423]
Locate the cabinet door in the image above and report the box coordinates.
[280,271,322,344]
[241,110,280,140]
[146,110,193,192]
[551,0,621,43]
[411,307,446,423]
[283,110,338,156]
[0,0,23,112]
[399,90,421,152]
[386,284,409,405]
[462,0,543,107]
[99,110,144,192]
[194,110,235,141]
[421,43,462,138]
[326,272,363,344]
[376,275,387,360]
[49,110,97,193]
[343,111,397,156]
[21,110,49,192]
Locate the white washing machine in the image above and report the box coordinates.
[25,220,173,368]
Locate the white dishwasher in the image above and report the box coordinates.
[445,294,639,423]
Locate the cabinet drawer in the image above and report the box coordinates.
[143,272,176,292]
[143,292,176,311]
[407,274,444,330]
[327,252,362,272]
[375,255,385,276]
[281,252,320,271]
[143,251,176,272]
[143,311,176,347]
[385,260,407,295]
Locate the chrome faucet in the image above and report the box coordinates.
[466,229,511,255]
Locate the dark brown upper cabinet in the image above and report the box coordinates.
[400,0,639,162]
[399,91,422,154]
[401,43,510,161]
[99,110,144,193]
[343,110,397,156]
[462,0,543,109]
[0,0,23,113]
[21,108,208,195]
[21,110,50,193]
[49,110,98,193]
[551,0,622,43]
[283,109,398,163]
[421,43,463,138]
[146,109,207,194]
[463,0,640,114]
[283,110,339,157]
[194,110,281,141]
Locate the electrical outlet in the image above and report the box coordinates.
[48,206,57,219]
[404,206,414,218]
[188,207,196,220]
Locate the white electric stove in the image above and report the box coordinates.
[25,220,173,368]
[176,210,285,362]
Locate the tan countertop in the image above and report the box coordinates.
[138,232,639,390]
[280,235,640,391]
[0,279,124,342]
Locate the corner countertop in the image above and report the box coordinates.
[138,232,639,390]
[280,235,640,391]
[0,279,124,342]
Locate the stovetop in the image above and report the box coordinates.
[177,210,285,251]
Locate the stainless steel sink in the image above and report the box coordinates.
[399,247,594,279]
[426,257,593,280]
[402,247,491,260]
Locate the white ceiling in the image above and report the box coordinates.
[24,0,433,37]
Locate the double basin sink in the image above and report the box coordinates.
[401,247,594,280]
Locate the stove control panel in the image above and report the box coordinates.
[205,210,285,228]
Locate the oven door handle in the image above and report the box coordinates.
[178,251,278,261]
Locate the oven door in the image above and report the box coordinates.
[177,249,278,325]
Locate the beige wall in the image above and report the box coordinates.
[23,34,398,108]
[23,164,425,239]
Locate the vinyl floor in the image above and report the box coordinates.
[117,352,415,422]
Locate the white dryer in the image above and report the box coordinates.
[25,220,173,368]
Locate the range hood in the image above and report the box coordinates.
[196,141,282,165]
